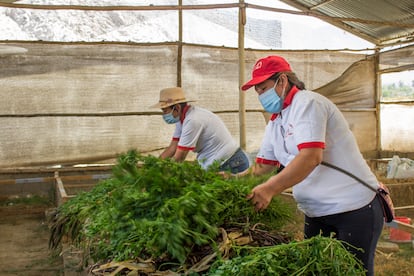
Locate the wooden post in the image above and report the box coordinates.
[238,1,246,150]
[375,49,381,158]
[176,0,183,87]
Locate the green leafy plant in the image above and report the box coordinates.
[208,235,366,275]
[49,150,365,275]
[49,150,293,268]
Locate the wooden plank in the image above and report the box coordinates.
[0,176,53,185]
[0,164,114,174]
[394,205,414,210]
[54,172,68,206]
[63,184,96,189]
[0,172,110,185]
[59,174,111,182]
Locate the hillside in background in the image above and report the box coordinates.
[0,0,376,50]
[0,0,281,49]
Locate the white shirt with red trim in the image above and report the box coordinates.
[172,106,238,169]
[256,89,378,217]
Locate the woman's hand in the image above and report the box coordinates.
[246,181,276,211]
[247,148,323,211]
[217,171,232,179]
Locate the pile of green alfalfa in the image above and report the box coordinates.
[49,150,366,275]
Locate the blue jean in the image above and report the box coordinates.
[304,195,384,276]
[219,148,250,174]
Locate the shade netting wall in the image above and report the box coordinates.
[0,42,378,167]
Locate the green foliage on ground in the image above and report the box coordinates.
[209,235,365,275]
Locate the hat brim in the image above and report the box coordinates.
[150,99,195,109]
[241,73,275,91]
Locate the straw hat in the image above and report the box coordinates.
[151,87,195,109]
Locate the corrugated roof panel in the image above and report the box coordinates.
[280,0,414,46]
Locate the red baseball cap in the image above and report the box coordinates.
[241,55,292,91]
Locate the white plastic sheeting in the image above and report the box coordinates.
[0,42,376,167]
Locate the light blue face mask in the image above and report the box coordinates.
[259,78,284,114]
[162,106,180,124]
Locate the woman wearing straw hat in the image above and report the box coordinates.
[240,56,383,276]
[151,87,250,174]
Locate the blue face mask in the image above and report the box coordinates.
[162,106,180,124]
[259,78,284,114]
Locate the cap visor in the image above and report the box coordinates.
[241,74,274,91]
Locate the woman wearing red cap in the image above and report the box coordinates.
[241,55,383,275]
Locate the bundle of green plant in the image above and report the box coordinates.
[208,235,366,275]
[49,150,294,272]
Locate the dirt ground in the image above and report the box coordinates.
[0,200,63,276]
[376,228,414,276]
[0,197,413,276]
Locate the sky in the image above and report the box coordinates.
[382,71,413,86]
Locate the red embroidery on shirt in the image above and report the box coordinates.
[284,123,294,137]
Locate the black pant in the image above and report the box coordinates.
[304,196,384,276]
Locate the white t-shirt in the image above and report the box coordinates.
[172,105,238,169]
[257,88,378,217]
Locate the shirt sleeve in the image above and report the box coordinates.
[177,117,200,151]
[256,122,279,166]
[291,94,327,149]
[172,122,182,140]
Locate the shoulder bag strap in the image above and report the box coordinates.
[320,161,377,192]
